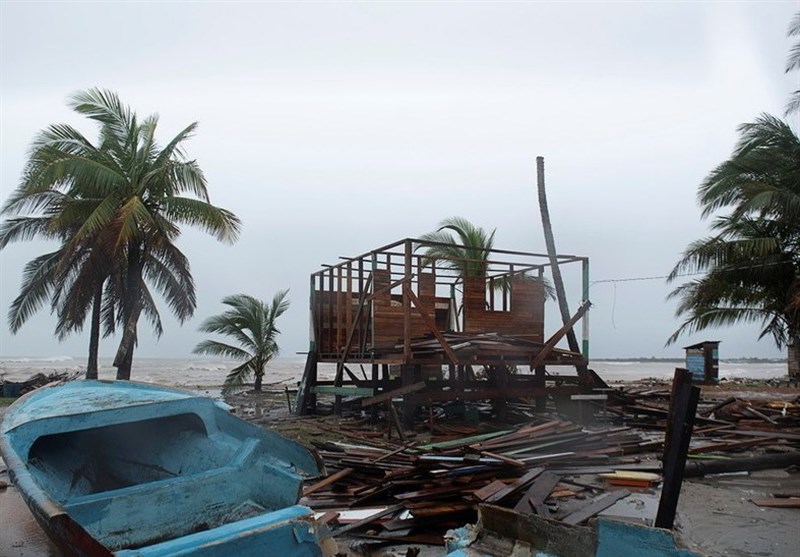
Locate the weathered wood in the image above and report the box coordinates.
[561,489,630,525]
[529,300,591,370]
[388,403,406,442]
[361,381,426,407]
[404,284,459,365]
[294,351,318,415]
[473,479,509,502]
[664,368,693,459]
[313,386,375,396]
[485,467,544,503]
[331,503,404,536]
[303,468,354,496]
[513,471,560,515]
[655,378,700,529]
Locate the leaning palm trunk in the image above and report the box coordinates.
[536,157,585,365]
[114,248,144,380]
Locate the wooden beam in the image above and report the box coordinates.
[404,283,459,365]
[529,299,592,369]
[313,386,375,396]
[561,489,630,525]
[303,468,354,496]
[361,381,426,407]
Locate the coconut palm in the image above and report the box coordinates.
[419,216,496,277]
[193,291,290,393]
[668,114,800,377]
[419,216,555,299]
[1,163,118,378]
[1,89,241,380]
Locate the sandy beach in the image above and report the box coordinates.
[1,369,797,556]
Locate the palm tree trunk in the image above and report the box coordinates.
[254,373,263,391]
[789,336,799,379]
[536,157,587,373]
[114,244,143,380]
[85,283,102,380]
[114,298,141,380]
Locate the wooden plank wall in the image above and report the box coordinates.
[463,275,545,340]
[315,269,450,355]
[372,269,449,350]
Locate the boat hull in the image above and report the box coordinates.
[0,381,327,556]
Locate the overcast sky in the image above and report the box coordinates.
[1,1,797,363]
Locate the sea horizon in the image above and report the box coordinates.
[0,354,791,388]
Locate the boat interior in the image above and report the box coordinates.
[25,410,306,549]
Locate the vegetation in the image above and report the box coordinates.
[419,216,554,300]
[668,15,800,377]
[193,291,290,393]
[0,89,241,379]
[419,216,497,277]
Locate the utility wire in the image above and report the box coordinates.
[590,260,788,286]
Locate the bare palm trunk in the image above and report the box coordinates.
[114,244,143,380]
[536,157,587,373]
[85,283,102,380]
[254,373,263,391]
[789,336,799,379]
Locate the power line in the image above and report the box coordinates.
[590,260,789,286]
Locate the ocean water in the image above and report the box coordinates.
[0,355,789,391]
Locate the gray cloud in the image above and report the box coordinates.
[1,1,796,362]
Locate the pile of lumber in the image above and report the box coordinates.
[301,419,655,544]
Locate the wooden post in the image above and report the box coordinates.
[403,239,412,362]
[371,362,379,422]
[655,374,700,529]
[664,368,692,460]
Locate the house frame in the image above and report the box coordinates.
[295,238,597,419]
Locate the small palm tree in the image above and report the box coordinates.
[419,216,555,299]
[419,216,496,277]
[193,291,290,393]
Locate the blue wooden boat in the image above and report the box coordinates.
[0,380,328,557]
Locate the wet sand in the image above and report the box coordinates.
[0,481,61,556]
[2,389,799,556]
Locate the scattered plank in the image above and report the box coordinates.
[561,489,631,525]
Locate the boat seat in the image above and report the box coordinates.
[113,505,323,557]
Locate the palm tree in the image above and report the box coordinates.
[668,115,800,377]
[1,158,116,378]
[419,216,554,301]
[419,216,496,277]
[193,291,290,393]
[1,89,241,380]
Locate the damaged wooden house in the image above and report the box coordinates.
[295,238,602,422]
